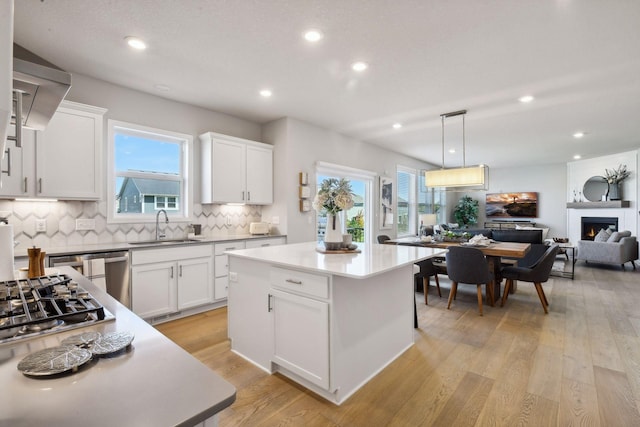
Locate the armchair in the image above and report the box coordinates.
[577,231,638,270]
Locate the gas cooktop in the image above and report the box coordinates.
[0,273,115,345]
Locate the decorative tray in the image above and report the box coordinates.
[17,346,93,376]
[316,247,361,254]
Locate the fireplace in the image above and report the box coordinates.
[581,216,618,240]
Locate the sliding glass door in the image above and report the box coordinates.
[316,164,373,244]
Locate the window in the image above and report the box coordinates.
[315,162,375,244]
[398,167,447,236]
[108,120,193,222]
[397,167,416,236]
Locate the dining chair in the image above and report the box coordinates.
[446,246,494,316]
[500,245,560,313]
[377,235,390,244]
[415,259,441,305]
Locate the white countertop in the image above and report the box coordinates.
[14,234,285,258]
[0,267,236,427]
[226,241,446,278]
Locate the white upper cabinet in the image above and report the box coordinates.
[0,0,12,154]
[200,132,273,204]
[36,101,105,199]
[0,100,106,200]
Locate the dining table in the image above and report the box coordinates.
[385,236,531,298]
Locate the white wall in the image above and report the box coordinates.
[445,163,567,238]
[566,150,638,242]
[261,117,431,244]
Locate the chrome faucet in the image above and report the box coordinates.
[156,209,169,240]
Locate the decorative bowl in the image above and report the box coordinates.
[323,241,342,251]
[553,237,569,243]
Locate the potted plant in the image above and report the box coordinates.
[453,195,479,228]
[313,178,354,249]
[605,164,630,200]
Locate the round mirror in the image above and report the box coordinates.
[583,176,609,202]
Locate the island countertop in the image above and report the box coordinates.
[0,267,236,427]
[226,241,445,279]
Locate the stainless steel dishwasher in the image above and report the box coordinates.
[48,251,131,308]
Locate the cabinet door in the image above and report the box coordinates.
[246,144,273,204]
[131,261,177,318]
[0,126,35,198]
[211,139,246,203]
[271,288,329,389]
[35,102,105,199]
[177,257,214,310]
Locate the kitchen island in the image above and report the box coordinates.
[0,267,236,427]
[226,241,445,405]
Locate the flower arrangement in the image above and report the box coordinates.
[605,164,630,184]
[313,178,354,214]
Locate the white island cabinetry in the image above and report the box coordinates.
[131,244,213,319]
[200,132,273,204]
[227,242,444,404]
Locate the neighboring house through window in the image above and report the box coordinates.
[108,120,192,222]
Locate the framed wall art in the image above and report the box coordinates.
[380,176,394,229]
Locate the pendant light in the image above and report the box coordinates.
[424,109,488,189]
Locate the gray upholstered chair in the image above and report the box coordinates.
[501,245,560,313]
[577,230,638,270]
[415,259,441,305]
[446,246,494,316]
[377,235,390,244]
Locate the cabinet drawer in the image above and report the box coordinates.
[214,241,246,255]
[245,237,286,249]
[270,267,329,299]
[131,244,213,265]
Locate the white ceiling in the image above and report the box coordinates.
[13,0,640,169]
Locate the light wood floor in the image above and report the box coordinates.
[156,263,640,426]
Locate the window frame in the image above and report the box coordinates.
[396,166,417,237]
[315,161,375,244]
[107,120,193,224]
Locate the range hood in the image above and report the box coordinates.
[12,43,71,131]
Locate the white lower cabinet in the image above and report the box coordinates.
[130,261,176,319]
[215,237,286,300]
[131,244,213,319]
[228,257,331,391]
[270,288,329,389]
[214,241,245,301]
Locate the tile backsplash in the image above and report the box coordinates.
[0,199,262,250]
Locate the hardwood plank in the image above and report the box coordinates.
[558,379,601,427]
[516,392,558,426]
[593,365,640,426]
[527,344,563,402]
[429,371,494,426]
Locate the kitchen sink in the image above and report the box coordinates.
[128,239,201,245]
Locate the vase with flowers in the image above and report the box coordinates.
[605,164,630,200]
[313,178,354,250]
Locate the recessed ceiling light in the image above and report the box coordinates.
[392,123,402,129]
[518,95,534,103]
[352,61,368,72]
[259,89,272,98]
[573,132,585,138]
[448,148,456,154]
[573,155,582,159]
[125,36,147,50]
[304,30,323,42]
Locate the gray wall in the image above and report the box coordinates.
[261,117,433,243]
